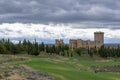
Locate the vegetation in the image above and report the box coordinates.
[0,38,70,56]
[13,55,120,80]
[0,38,120,80]
[99,45,120,58]
[74,48,82,56]
[0,38,120,58]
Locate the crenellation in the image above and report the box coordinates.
[94,32,104,48]
[69,39,77,50]
[55,32,104,50]
[55,39,64,47]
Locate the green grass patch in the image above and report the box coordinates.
[12,55,120,80]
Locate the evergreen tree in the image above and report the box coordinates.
[31,39,39,56]
[70,52,73,57]
[39,42,45,52]
[45,45,50,53]
[99,45,107,58]
[75,48,82,56]
[26,40,32,55]
[11,44,20,55]
[22,39,27,51]
[52,45,56,53]
[0,42,7,54]
[89,49,93,57]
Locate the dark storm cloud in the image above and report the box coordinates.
[0,0,120,27]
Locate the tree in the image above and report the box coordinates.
[26,40,32,55]
[22,39,27,51]
[11,44,20,55]
[61,51,65,56]
[51,45,56,53]
[31,40,39,56]
[75,48,82,56]
[0,42,7,54]
[99,45,107,58]
[45,45,50,53]
[89,49,93,57]
[70,52,73,57]
[39,42,45,52]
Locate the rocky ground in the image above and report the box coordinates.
[0,55,27,64]
[91,65,120,73]
[0,55,55,80]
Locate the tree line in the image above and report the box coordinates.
[0,39,71,56]
[99,45,120,58]
[0,38,120,58]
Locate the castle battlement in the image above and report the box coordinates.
[55,39,64,47]
[55,32,104,50]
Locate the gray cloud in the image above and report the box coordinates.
[0,0,120,23]
[1,0,120,43]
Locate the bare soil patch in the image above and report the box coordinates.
[0,55,55,80]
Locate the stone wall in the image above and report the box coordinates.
[69,39,95,50]
[55,39,64,47]
[69,32,104,50]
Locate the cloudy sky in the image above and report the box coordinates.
[0,0,120,43]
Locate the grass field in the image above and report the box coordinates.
[13,55,120,80]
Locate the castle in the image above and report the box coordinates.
[55,39,64,47]
[55,32,104,50]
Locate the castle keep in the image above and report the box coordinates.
[55,39,64,47]
[94,32,104,48]
[55,32,104,50]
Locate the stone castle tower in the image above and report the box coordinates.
[55,39,64,47]
[94,32,104,48]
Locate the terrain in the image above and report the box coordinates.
[0,55,55,80]
[0,54,120,80]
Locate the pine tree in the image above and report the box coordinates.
[26,40,32,55]
[11,44,20,55]
[0,42,7,54]
[45,45,49,53]
[39,42,45,52]
[31,39,39,56]
[22,39,27,51]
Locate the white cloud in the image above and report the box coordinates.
[0,23,120,43]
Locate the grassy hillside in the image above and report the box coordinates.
[12,55,120,80]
